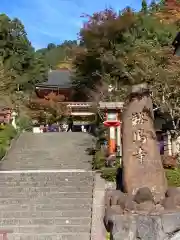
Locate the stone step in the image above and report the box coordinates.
[0,181,92,187]
[7,233,90,240]
[0,174,94,183]
[0,163,92,169]
[0,192,92,198]
[0,210,92,219]
[0,225,90,233]
[0,203,92,211]
[1,166,91,171]
[0,217,91,226]
[0,172,94,178]
[0,186,92,193]
[0,197,92,205]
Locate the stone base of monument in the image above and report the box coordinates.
[104,187,180,240]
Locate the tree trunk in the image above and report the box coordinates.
[122,83,167,202]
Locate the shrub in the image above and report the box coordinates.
[101,167,117,182]
[0,146,6,159]
[0,125,16,145]
[100,166,180,187]
[166,168,180,187]
[93,148,180,187]
[0,124,17,160]
[17,115,32,131]
[92,150,106,170]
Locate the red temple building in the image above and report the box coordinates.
[35,69,74,101]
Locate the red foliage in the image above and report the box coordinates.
[156,0,180,23]
[28,93,71,119]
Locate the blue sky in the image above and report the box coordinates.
[0,0,146,49]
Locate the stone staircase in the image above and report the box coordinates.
[0,171,94,240]
[0,132,95,240]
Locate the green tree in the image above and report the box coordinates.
[0,13,48,107]
[149,0,158,11]
[141,0,148,13]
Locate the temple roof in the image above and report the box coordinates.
[36,70,72,89]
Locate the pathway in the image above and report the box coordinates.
[0,132,95,240]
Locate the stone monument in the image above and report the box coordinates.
[122,83,167,202]
[104,83,180,240]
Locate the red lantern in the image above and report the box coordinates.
[103,112,120,127]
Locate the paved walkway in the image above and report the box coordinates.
[0,132,95,240]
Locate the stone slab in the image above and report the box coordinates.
[107,212,180,240]
[7,233,90,240]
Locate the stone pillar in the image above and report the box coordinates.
[122,83,167,202]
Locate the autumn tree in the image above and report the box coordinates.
[28,92,70,124]
[72,2,180,138]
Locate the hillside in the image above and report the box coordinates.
[35,41,77,70]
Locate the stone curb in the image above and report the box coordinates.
[91,174,116,240]
[91,173,106,240]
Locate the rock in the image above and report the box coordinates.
[170,231,180,240]
[134,187,154,204]
[116,194,129,209]
[124,198,137,212]
[136,201,155,212]
[154,204,164,213]
[104,205,123,232]
[111,214,137,240]
[105,189,125,207]
[173,195,180,207]
[166,187,180,198]
[136,215,166,240]
[162,197,177,210]
[110,191,126,206]
[162,195,180,210]
[161,212,180,234]
[104,210,180,240]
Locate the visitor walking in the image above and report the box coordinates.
[67,116,73,132]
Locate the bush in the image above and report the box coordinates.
[0,146,6,159]
[101,167,117,182]
[92,149,121,182]
[166,168,180,187]
[0,124,17,160]
[92,150,106,170]
[93,149,180,187]
[17,115,32,131]
[0,125,17,144]
[100,165,180,187]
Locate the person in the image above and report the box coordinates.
[67,116,73,132]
